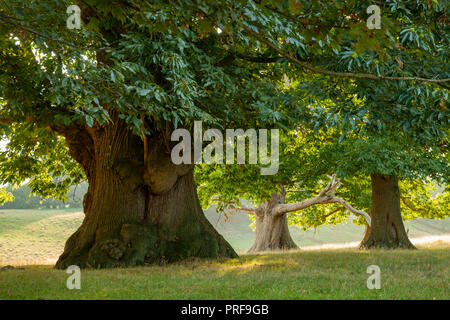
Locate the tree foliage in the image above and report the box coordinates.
[0,182,87,209]
[0,0,448,221]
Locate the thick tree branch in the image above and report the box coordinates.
[0,118,13,124]
[275,174,371,226]
[436,83,450,89]
[318,174,341,197]
[401,197,426,213]
[229,206,258,215]
[263,5,349,29]
[51,124,96,181]
[329,196,371,225]
[0,15,74,47]
[216,52,280,66]
[242,24,450,84]
[323,207,344,218]
[218,198,260,215]
[275,194,334,215]
[227,199,259,215]
[275,175,339,215]
[235,52,280,63]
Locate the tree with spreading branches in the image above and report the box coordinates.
[0,0,448,267]
[195,129,372,253]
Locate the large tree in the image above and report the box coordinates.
[0,0,295,268]
[0,0,448,267]
[314,135,448,249]
[198,40,449,252]
[293,71,449,249]
[196,131,372,253]
[197,127,448,252]
[283,0,450,249]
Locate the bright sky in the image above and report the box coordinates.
[0,139,7,151]
[0,138,28,187]
[0,139,6,187]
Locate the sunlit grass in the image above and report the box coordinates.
[0,209,84,265]
[1,209,449,299]
[0,243,448,300]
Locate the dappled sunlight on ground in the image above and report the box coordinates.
[299,234,450,251]
[1,245,448,299]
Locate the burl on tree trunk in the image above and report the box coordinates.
[54,119,237,269]
[360,174,415,249]
[242,175,372,253]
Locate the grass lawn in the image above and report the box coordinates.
[0,243,448,300]
[0,209,449,300]
[0,209,84,265]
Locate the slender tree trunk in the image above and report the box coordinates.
[360,174,415,249]
[55,120,237,269]
[248,193,297,253]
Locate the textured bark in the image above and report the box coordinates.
[360,174,415,249]
[246,175,372,253]
[55,119,237,269]
[248,193,298,253]
[275,175,372,225]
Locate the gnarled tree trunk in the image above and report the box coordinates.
[245,175,372,253]
[248,193,298,253]
[360,174,415,249]
[55,119,237,269]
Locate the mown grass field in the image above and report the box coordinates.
[0,209,449,300]
[0,243,449,300]
[0,209,83,265]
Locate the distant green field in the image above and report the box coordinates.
[1,209,449,300]
[0,208,449,265]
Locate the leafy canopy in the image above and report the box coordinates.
[0,0,448,201]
